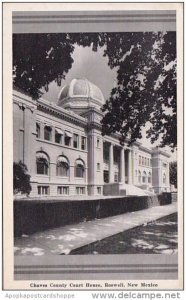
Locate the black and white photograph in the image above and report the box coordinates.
[3,2,183,290]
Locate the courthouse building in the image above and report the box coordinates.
[13,78,170,197]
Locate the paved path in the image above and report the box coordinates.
[14,202,177,256]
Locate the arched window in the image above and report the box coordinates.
[36,123,40,138]
[148,172,152,184]
[75,159,85,178]
[142,171,147,184]
[138,170,141,183]
[56,156,69,177]
[163,173,166,184]
[36,152,49,175]
[44,125,52,141]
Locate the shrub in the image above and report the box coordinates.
[13,161,32,195]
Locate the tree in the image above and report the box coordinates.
[13,32,176,148]
[169,161,177,188]
[101,32,176,150]
[13,33,75,99]
[13,161,32,195]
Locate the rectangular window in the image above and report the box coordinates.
[36,123,40,138]
[57,186,69,195]
[81,136,86,150]
[38,186,49,195]
[148,158,150,166]
[97,187,101,194]
[44,126,52,141]
[73,134,79,148]
[97,163,100,171]
[55,128,63,144]
[64,132,72,146]
[76,187,85,195]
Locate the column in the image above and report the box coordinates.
[109,143,114,183]
[167,164,170,191]
[52,126,55,143]
[120,147,125,184]
[128,150,132,184]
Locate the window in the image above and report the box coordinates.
[64,132,72,146]
[139,156,141,165]
[36,152,49,175]
[44,125,52,141]
[163,163,167,168]
[163,173,166,184]
[138,171,141,183]
[142,157,145,166]
[97,138,100,148]
[76,187,85,195]
[55,128,63,144]
[57,186,69,195]
[73,134,79,148]
[148,158,150,166]
[38,186,49,195]
[81,136,86,150]
[56,156,69,177]
[145,157,147,166]
[114,172,119,182]
[75,159,85,178]
[97,187,101,194]
[142,171,147,184]
[36,123,40,138]
[97,163,100,171]
[148,172,152,184]
[150,159,152,167]
[104,170,109,183]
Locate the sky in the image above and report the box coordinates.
[43,45,117,103]
[43,45,176,161]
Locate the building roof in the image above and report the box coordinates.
[58,78,105,109]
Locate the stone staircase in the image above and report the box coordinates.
[119,183,154,196]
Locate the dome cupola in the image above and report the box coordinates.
[58,78,104,114]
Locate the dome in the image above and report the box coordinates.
[58,78,104,111]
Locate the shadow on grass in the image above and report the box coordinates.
[70,213,178,255]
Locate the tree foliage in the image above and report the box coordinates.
[13,32,176,148]
[13,161,32,195]
[13,34,75,99]
[101,32,176,149]
[169,161,177,188]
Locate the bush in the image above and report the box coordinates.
[13,161,32,196]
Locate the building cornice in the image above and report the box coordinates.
[152,147,171,158]
[138,145,153,155]
[37,98,88,128]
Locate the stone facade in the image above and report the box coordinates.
[13,79,170,198]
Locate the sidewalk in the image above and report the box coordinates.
[14,202,177,256]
